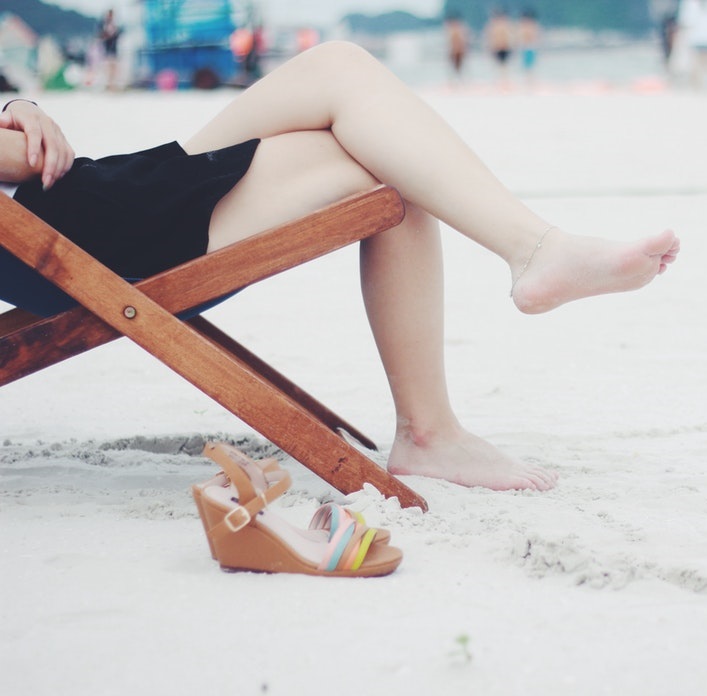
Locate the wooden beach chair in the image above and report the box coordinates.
[0,186,428,511]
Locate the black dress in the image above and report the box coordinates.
[14,139,260,278]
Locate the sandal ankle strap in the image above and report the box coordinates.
[203,442,290,505]
[203,442,292,544]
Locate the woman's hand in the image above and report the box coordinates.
[0,100,75,189]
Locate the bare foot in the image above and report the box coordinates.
[387,427,558,491]
[511,228,680,314]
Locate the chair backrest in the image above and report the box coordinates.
[0,185,405,319]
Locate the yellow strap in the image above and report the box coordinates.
[350,528,378,571]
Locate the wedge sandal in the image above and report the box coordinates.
[193,442,402,577]
[192,443,392,560]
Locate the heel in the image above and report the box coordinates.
[191,472,228,559]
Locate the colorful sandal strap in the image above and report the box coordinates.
[346,528,378,571]
[314,504,381,572]
[317,506,356,571]
[309,504,365,533]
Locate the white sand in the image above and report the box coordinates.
[1,85,707,696]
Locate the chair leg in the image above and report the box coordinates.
[199,344,427,511]
[188,315,378,451]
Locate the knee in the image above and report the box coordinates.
[306,40,377,71]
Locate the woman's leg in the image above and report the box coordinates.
[185,41,679,313]
[185,42,678,489]
[360,205,556,490]
[207,129,556,489]
[186,41,546,264]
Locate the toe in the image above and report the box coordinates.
[532,476,552,491]
[528,467,558,490]
[509,476,538,491]
[645,229,678,257]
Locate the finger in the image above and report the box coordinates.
[41,124,75,188]
[39,124,60,188]
[50,118,75,176]
[41,141,61,189]
[57,130,76,177]
[23,121,43,169]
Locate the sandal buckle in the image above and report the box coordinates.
[224,506,251,532]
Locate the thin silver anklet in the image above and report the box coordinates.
[509,225,557,298]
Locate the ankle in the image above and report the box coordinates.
[394,417,462,449]
[509,225,559,294]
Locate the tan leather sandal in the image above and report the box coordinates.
[193,442,402,577]
[192,443,392,560]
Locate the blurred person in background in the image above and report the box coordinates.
[518,7,540,87]
[660,11,679,74]
[678,0,707,86]
[444,10,471,85]
[486,6,514,89]
[98,8,122,91]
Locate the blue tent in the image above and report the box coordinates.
[141,0,238,87]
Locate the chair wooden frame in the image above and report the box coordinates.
[0,186,427,510]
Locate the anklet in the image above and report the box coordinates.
[509,225,557,297]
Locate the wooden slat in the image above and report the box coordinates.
[0,308,40,335]
[137,185,405,313]
[0,306,117,384]
[188,315,378,451]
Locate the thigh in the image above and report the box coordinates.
[205,129,378,252]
